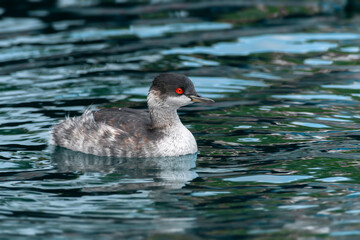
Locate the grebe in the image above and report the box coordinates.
[50,73,214,158]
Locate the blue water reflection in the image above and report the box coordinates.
[225,174,313,184]
[2,1,360,239]
[163,33,360,56]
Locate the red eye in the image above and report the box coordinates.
[176,88,183,94]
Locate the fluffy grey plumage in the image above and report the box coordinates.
[50,73,213,158]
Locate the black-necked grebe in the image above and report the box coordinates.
[50,73,214,158]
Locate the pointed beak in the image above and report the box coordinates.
[189,95,214,103]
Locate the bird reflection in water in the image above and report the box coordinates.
[51,146,198,191]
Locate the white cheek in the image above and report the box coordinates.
[167,95,192,107]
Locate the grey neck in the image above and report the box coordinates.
[147,90,182,129]
[149,107,181,129]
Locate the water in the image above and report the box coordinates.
[1,0,360,239]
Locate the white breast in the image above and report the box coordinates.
[154,124,198,157]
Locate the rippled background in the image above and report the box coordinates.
[1,0,360,239]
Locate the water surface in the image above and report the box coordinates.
[1,1,360,239]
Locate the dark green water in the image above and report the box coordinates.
[1,1,360,239]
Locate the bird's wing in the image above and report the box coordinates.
[93,107,152,137]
